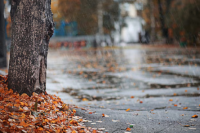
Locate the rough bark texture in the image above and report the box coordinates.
[0,0,7,68]
[8,0,54,96]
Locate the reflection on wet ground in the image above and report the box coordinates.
[47,48,200,103]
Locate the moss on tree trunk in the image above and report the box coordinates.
[8,0,54,96]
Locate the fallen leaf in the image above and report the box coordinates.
[185,90,188,92]
[82,98,88,101]
[183,107,188,109]
[92,130,97,133]
[130,96,134,98]
[169,99,173,101]
[184,125,190,127]
[191,115,198,118]
[102,113,105,117]
[126,128,131,131]
[140,101,143,103]
[126,108,130,112]
[174,104,177,107]
[0,97,3,101]
[89,112,93,114]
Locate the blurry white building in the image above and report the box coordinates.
[113,1,145,43]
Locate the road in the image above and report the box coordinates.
[46,46,200,133]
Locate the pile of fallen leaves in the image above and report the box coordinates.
[0,75,95,133]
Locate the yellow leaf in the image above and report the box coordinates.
[183,107,188,109]
[82,98,88,101]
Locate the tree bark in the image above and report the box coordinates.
[8,0,54,96]
[0,0,7,68]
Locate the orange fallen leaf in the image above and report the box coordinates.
[92,130,97,133]
[72,130,76,133]
[89,112,93,114]
[185,90,187,92]
[169,99,173,101]
[130,96,134,98]
[126,128,131,131]
[126,108,130,112]
[174,104,177,107]
[37,127,43,131]
[73,109,76,114]
[183,107,188,109]
[197,88,199,90]
[78,119,83,122]
[102,113,105,117]
[82,98,88,101]
[184,125,190,127]
[192,115,198,118]
[173,93,177,96]
[14,104,20,107]
[140,101,143,103]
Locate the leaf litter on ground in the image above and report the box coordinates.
[0,75,99,133]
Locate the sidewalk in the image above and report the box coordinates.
[46,48,200,133]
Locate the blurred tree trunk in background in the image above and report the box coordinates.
[58,0,119,35]
[8,0,54,96]
[0,0,7,68]
[150,0,156,43]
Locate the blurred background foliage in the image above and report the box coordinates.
[3,0,200,45]
[142,0,200,45]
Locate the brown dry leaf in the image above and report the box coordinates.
[184,125,190,127]
[185,90,188,92]
[0,97,3,101]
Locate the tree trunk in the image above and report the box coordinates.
[8,0,54,96]
[150,0,156,43]
[0,0,7,68]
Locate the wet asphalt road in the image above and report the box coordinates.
[46,47,200,133]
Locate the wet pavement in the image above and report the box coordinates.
[46,47,200,133]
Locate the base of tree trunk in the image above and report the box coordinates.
[8,0,54,96]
